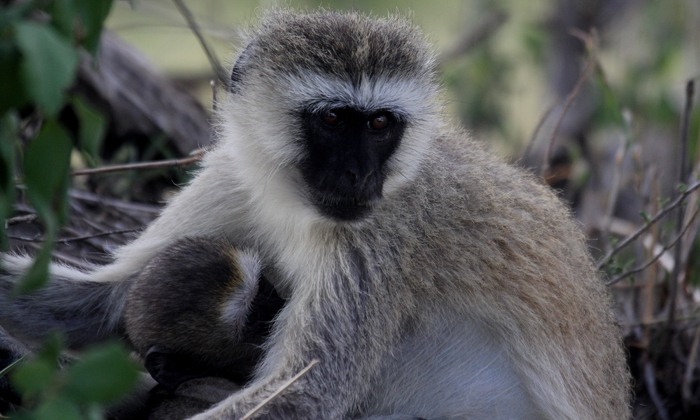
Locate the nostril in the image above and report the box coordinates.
[347,170,358,182]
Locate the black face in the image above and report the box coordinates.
[300,107,405,221]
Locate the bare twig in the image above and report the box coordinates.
[623,313,700,329]
[8,228,142,244]
[171,0,229,88]
[5,214,37,226]
[596,177,700,270]
[601,134,628,254]
[642,176,660,326]
[682,326,700,409]
[68,190,162,215]
[606,200,700,286]
[644,359,670,420]
[71,150,206,176]
[239,359,319,420]
[521,100,556,160]
[25,242,94,271]
[669,79,695,327]
[0,355,25,379]
[541,39,597,178]
[438,11,508,65]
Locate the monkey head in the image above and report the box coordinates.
[124,238,285,391]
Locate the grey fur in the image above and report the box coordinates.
[0,10,630,420]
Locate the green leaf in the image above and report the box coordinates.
[46,0,114,53]
[639,211,650,224]
[71,95,106,157]
[14,22,79,116]
[46,0,78,40]
[23,119,72,227]
[0,42,29,113]
[11,358,55,399]
[37,333,66,366]
[0,112,18,250]
[34,398,83,420]
[64,343,140,404]
[15,239,53,295]
[0,1,33,31]
[74,0,114,54]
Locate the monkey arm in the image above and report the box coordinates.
[187,259,404,420]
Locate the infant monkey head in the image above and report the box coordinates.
[124,238,285,391]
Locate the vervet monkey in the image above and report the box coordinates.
[124,237,284,390]
[1,10,629,420]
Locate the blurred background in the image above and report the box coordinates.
[2,0,700,419]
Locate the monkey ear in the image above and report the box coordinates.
[144,346,209,392]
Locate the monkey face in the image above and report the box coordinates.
[299,107,406,221]
[218,13,441,226]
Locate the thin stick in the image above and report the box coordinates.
[606,201,700,285]
[438,11,508,65]
[172,0,229,88]
[624,313,700,329]
[668,79,695,327]
[0,355,25,379]
[541,53,596,178]
[8,228,142,244]
[601,135,628,254]
[596,177,700,270]
[68,190,162,214]
[239,359,319,420]
[682,326,700,409]
[521,100,556,160]
[71,151,205,176]
[5,214,37,226]
[642,174,660,326]
[644,359,670,420]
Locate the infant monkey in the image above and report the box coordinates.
[124,237,285,391]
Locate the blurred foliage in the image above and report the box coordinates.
[0,0,112,281]
[3,334,140,420]
[0,1,140,419]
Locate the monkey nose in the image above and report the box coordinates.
[346,169,375,188]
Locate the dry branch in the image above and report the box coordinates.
[669,79,695,327]
[8,228,142,244]
[171,0,229,89]
[541,29,598,178]
[239,360,319,420]
[438,11,508,65]
[71,149,206,176]
[596,177,700,270]
[606,202,700,286]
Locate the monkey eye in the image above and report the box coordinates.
[368,114,390,131]
[322,110,344,127]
